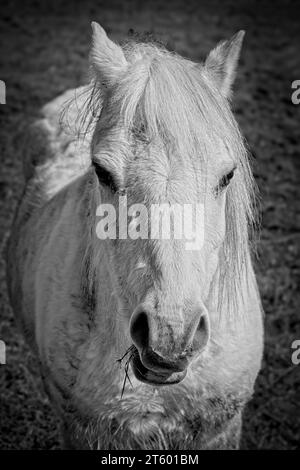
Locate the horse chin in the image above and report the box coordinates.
[131,353,187,386]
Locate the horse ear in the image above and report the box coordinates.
[205,30,245,99]
[90,22,128,88]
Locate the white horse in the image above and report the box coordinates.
[7,23,263,449]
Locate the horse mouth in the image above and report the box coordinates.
[131,347,187,386]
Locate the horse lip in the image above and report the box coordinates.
[141,347,188,373]
[131,350,187,386]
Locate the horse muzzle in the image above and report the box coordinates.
[129,302,210,386]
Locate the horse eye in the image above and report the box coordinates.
[215,169,235,194]
[92,161,117,192]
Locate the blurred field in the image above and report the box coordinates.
[0,0,299,450]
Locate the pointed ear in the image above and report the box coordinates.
[205,30,245,99]
[90,22,128,88]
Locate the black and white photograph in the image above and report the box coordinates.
[0,0,299,453]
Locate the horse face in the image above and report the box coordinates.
[90,23,245,386]
[92,128,237,385]
[127,151,233,386]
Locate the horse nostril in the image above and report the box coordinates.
[130,310,149,350]
[192,312,210,353]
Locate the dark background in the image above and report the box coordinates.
[0,0,299,450]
